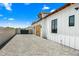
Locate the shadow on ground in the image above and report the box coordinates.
[0,34,16,50]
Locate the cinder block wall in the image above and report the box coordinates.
[0,28,16,46]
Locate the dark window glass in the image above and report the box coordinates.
[51,19,57,33]
[69,15,75,26]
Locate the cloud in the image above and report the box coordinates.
[2,3,12,11]
[24,3,31,5]
[50,9,55,12]
[3,17,7,19]
[7,23,12,26]
[0,14,3,17]
[8,18,14,21]
[11,22,31,28]
[0,3,4,7]
[26,21,31,27]
[42,5,50,10]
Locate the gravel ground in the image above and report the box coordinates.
[0,34,79,56]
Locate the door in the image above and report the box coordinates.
[35,25,41,36]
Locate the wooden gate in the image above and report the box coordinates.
[35,25,41,36]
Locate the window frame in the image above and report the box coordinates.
[51,19,57,33]
[69,15,75,27]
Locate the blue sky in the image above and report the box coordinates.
[0,3,65,28]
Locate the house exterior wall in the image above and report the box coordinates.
[40,19,47,39]
[26,27,33,34]
[32,21,42,37]
[32,4,79,50]
[32,19,47,38]
[45,4,79,50]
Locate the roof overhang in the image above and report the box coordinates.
[32,3,75,25]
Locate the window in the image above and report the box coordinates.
[51,19,57,33]
[69,15,75,26]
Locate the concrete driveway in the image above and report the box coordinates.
[0,34,79,56]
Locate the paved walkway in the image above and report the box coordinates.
[0,34,79,56]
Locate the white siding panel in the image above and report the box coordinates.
[64,35,70,47]
[45,4,79,50]
[69,36,75,48]
[32,4,79,50]
[75,37,79,50]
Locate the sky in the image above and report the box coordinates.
[0,3,65,28]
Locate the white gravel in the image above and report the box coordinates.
[0,34,79,56]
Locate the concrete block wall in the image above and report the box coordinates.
[0,28,16,46]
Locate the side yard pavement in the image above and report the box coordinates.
[0,34,79,56]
